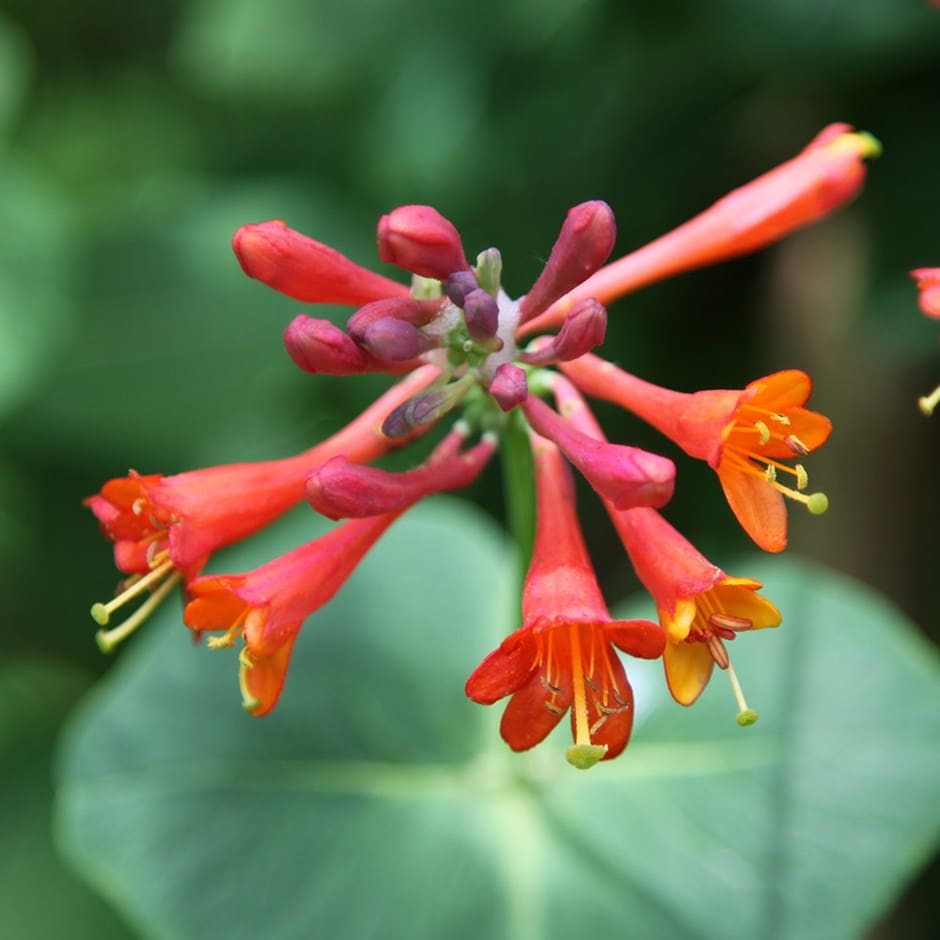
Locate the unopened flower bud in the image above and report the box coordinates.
[518,201,616,323]
[306,434,497,520]
[463,287,500,340]
[521,298,607,366]
[377,205,470,280]
[233,220,408,306]
[284,315,419,375]
[360,318,438,361]
[347,296,443,343]
[474,248,502,297]
[445,270,479,307]
[522,394,675,510]
[382,374,476,437]
[911,268,940,320]
[488,363,529,412]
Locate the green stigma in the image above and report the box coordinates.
[736,709,759,727]
[566,743,607,770]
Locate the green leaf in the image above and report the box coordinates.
[0,660,133,939]
[56,501,940,939]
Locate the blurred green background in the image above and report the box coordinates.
[1,1,938,938]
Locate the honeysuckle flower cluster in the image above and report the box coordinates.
[911,267,940,416]
[88,123,878,769]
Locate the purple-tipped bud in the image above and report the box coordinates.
[377,205,470,281]
[360,318,438,361]
[518,201,616,324]
[347,296,443,344]
[489,363,529,412]
[382,374,476,438]
[284,315,421,376]
[445,270,479,306]
[521,394,674,510]
[520,298,608,366]
[462,287,500,340]
[306,433,497,520]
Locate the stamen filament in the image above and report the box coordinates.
[206,607,250,649]
[95,570,182,653]
[727,660,759,727]
[91,558,176,625]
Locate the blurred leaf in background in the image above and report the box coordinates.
[55,500,940,940]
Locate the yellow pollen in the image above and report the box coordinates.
[764,465,777,483]
[206,608,250,649]
[771,413,791,426]
[795,464,808,490]
[754,420,771,445]
[919,384,940,417]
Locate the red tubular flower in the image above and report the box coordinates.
[184,511,403,716]
[306,426,497,520]
[561,354,831,552]
[520,392,675,510]
[233,219,409,306]
[550,375,780,721]
[466,432,664,768]
[911,268,940,416]
[610,507,781,720]
[519,124,880,336]
[87,365,439,650]
[377,205,470,281]
[911,268,940,320]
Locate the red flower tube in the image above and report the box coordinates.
[465,431,664,769]
[561,354,831,552]
[520,124,880,336]
[184,511,403,716]
[87,365,440,650]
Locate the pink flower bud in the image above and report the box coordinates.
[463,287,500,339]
[521,394,674,510]
[346,296,443,344]
[377,205,470,280]
[359,318,439,361]
[306,433,497,520]
[445,270,479,306]
[518,201,616,323]
[488,363,529,412]
[283,315,420,375]
[382,374,476,437]
[233,220,409,306]
[520,298,607,366]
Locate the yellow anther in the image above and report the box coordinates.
[754,420,771,445]
[771,413,791,426]
[919,384,940,417]
[764,465,777,483]
[795,464,808,490]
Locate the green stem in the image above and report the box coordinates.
[501,410,535,616]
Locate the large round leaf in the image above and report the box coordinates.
[56,499,940,939]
